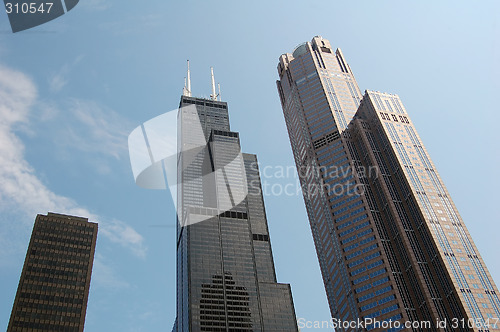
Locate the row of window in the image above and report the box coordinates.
[344,235,376,252]
[38,218,94,232]
[356,276,390,294]
[351,259,384,277]
[20,292,84,304]
[33,238,92,251]
[360,294,396,312]
[380,112,410,124]
[339,220,370,238]
[345,243,378,261]
[181,97,227,109]
[341,228,373,245]
[11,320,80,331]
[335,206,364,224]
[358,285,393,303]
[25,266,87,280]
[353,268,387,285]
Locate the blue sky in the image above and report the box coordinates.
[0,1,499,331]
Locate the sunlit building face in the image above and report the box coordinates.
[277,36,499,331]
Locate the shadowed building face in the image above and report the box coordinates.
[172,66,299,331]
[7,212,97,332]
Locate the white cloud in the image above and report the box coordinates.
[0,64,145,259]
[92,254,130,289]
[34,98,132,166]
[99,219,147,258]
[48,55,84,93]
[48,70,68,92]
[0,65,35,126]
[65,99,131,159]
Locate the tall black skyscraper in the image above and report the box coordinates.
[173,66,298,331]
[8,213,97,332]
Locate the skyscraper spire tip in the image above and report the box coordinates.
[210,67,218,101]
[183,60,192,97]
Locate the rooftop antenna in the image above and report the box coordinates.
[217,83,221,101]
[182,60,192,97]
[210,67,217,101]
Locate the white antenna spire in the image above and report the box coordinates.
[218,83,221,101]
[187,60,191,95]
[210,67,217,101]
[183,60,192,97]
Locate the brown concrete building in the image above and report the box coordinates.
[277,36,499,331]
[7,213,97,332]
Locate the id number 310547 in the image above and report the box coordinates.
[5,2,53,14]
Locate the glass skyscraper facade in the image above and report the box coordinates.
[173,93,298,331]
[277,36,499,331]
[7,213,97,332]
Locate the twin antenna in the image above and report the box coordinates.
[183,60,221,101]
